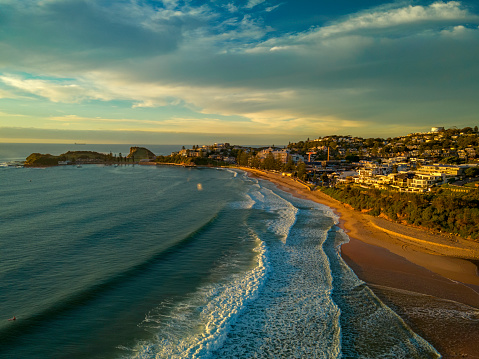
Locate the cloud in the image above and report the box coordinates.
[245,0,267,9]
[316,1,474,37]
[48,115,162,126]
[1,0,479,140]
[253,1,479,52]
[0,0,215,72]
[0,126,301,145]
[0,110,27,117]
[224,3,239,13]
[0,88,18,99]
[0,75,109,103]
[265,4,281,12]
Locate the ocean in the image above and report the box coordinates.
[0,144,441,358]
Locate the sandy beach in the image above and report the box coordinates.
[239,167,479,358]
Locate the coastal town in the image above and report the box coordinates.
[157,126,479,241]
[165,126,479,194]
[23,126,479,194]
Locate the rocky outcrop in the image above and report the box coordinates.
[126,147,156,161]
[25,151,110,166]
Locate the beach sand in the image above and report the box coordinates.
[240,168,479,358]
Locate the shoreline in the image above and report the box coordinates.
[239,167,479,358]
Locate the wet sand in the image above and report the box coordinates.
[239,168,479,358]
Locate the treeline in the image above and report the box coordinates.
[321,186,479,240]
[156,154,228,167]
[236,150,309,180]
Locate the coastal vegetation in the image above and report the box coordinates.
[24,151,115,166]
[127,147,155,161]
[321,185,479,240]
[25,153,62,166]
[236,150,308,178]
[155,153,229,167]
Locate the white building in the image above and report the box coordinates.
[257,148,291,164]
[410,173,445,189]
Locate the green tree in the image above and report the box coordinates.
[296,162,307,180]
[465,167,479,177]
[284,158,295,172]
[262,153,275,170]
[237,150,250,166]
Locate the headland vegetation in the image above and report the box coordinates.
[24,146,156,167]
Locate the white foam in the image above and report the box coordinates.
[251,186,299,244]
[213,197,342,358]
[228,193,255,210]
[221,168,238,178]
[127,237,269,359]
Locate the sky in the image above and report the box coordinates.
[0,0,478,145]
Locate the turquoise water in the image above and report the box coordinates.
[0,151,441,358]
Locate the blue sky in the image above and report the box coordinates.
[1,0,478,144]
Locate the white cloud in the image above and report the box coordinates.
[0,75,109,103]
[245,0,266,9]
[265,4,281,12]
[251,1,478,53]
[224,3,238,13]
[440,24,478,38]
[316,1,473,37]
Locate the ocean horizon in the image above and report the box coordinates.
[0,144,440,358]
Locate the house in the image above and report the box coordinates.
[418,164,465,177]
[257,148,291,164]
[358,163,391,177]
[410,173,445,189]
[391,172,415,188]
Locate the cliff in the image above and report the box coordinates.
[126,147,156,161]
